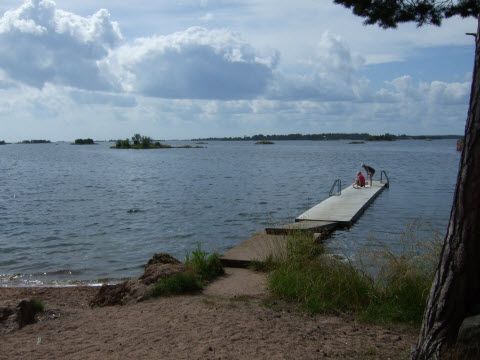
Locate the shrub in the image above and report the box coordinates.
[74,138,94,145]
[269,256,373,314]
[31,298,45,313]
[115,139,130,148]
[150,272,201,297]
[266,226,440,325]
[185,244,224,283]
[141,136,152,148]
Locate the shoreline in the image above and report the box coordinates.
[0,271,417,359]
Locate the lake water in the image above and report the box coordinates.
[0,140,460,286]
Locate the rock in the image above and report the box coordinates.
[457,314,480,346]
[140,253,183,285]
[90,281,132,307]
[91,253,184,306]
[140,253,184,285]
[144,253,181,267]
[0,307,14,321]
[16,299,38,328]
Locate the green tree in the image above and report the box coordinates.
[132,133,142,145]
[334,1,480,358]
[141,135,152,148]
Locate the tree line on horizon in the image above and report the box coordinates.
[192,133,461,141]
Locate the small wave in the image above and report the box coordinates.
[127,208,144,214]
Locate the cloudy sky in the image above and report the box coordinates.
[0,0,476,141]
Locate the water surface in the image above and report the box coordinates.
[0,140,459,285]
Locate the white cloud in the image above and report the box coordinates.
[267,32,369,102]
[0,0,122,89]
[0,1,472,140]
[102,26,278,100]
[376,75,470,106]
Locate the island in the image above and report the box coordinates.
[19,140,51,144]
[0,140,6,145]
[113,134,203,149]
[255,140,275,145]
[73,138,95,145]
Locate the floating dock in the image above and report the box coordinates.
[296,181,386,225]
[221,178,389,267]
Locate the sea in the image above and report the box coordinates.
[0,139,460,286]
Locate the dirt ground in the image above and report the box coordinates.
[0,269,417,360]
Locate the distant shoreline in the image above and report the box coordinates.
[192,133,462,142]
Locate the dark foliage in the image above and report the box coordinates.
[20,140,50,144]
[333,0,479,29]
[193,132,460,141]
[74,138,95,145]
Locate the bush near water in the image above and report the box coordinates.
[267,229,440,326]
[150,245,224,297]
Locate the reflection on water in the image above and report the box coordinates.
[0,140,459,285]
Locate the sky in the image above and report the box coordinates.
[0,0,477,141]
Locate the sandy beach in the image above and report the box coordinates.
[0,268,417,360]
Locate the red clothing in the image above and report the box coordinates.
[357,173,365,187]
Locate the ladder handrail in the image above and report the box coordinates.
[329,178,342,196]
[380,170,390,188]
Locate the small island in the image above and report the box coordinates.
[0,140,6,145]
[255,140,275,145]
[20,140,51,144]
[349,141,365,144]
[113,134,204,149]
[73,138,95,145]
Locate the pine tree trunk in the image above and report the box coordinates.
[413,17,480,359]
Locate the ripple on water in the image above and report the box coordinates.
[0,140,459,285]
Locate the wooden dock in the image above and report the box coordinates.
[221,179,388,267]
[296,181,387,225]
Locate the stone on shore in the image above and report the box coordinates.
[90,253,184,307]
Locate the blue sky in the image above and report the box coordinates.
[0,0,477,141]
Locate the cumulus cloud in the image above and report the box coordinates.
[102,26,278,100]
[0,0,122,90]
[267,32,368,101]
[376,75,470,105]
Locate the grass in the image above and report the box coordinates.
[31,298,45,313]
[150,244,224,297]
[185,244,224,283]
[150,272,201,297]
[266,226,441,326]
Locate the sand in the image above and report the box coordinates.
[0,269,417,359]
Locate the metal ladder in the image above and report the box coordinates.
[380,170,390,188]
[329,178,342,196]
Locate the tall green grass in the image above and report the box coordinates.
[150,244,224,298]
[267,226,441,326]
[150,272,201,297]
[185,244,224,282]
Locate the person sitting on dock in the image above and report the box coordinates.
[362,163,375,187]
[353,171,365,188]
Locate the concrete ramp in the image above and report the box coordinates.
[296,181,387,225]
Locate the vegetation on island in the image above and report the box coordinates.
[193,132,461,142]
[150,245,224,297]
[20,139,51,144]
[0,140,6,145]
[255,140,275,145]
[73,138,95,145]
[113,134,204,149]
[258,227,440,327]
[114,134,172,149]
